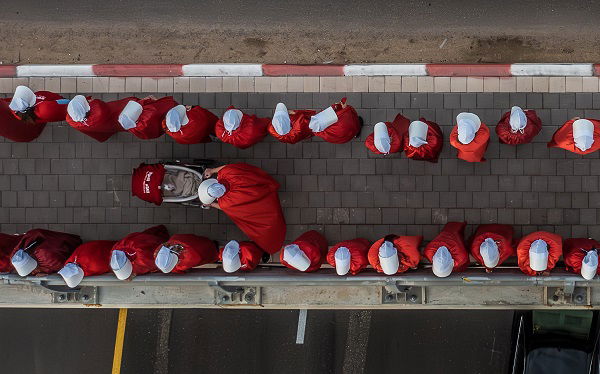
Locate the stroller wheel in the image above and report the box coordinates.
[261,252,271,264]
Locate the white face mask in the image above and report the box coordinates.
[509,106,527,132]
[223,109,243,133]
[373,122,391,154]
[529,239,549,272]
[432,246,454,278]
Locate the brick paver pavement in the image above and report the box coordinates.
[2,91,600,245]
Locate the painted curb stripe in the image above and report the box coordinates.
[182,64,263,76]
[426,64,512,77]
[263,64,344,76]
[344,64,428,76]
[16,64,95,77]
[0,65,17,78]
[93,64,183,77]
[511,64,593,76]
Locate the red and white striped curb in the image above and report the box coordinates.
[1,64,599,77]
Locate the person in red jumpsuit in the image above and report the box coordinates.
[110,225,169,280]
[199,163,286,254]
[310,98,361,144]
[326,238,370,275]
[268,102,315,144]
[423,222,470,277]
[469,224,515,272]
[0,233,23,272]
[162,104,218,144]
[279,230,328,272]
[219,240,265,272]
[66,94,138,142]
[0,85,68,142]
[403,119,444,162]
[495,106,542,145]
[450,112,490,162]
[563,238,599,280]
[364,114,408,155]
[10,229,82,276]
[118,96,177,139]
[154,234,218,274]
[516,231,562,276]
[547,117,600,155]
[58,240,116,288]
[367,235,423,275]
[214,106,270,149]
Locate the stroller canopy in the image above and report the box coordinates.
[131,163,166,205]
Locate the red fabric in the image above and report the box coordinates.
[65,240,116,276]
[126,97,177,139]
[215,106,270,149]
[66,97,136,142]
[268,110,315,144]
[131,163,166,205]
[313,99,361,144]
[368,235,423,274]
[280,230,328,272]
[403,118,444,163]
[155,234,218,273]
[423,222,470,272]
[0,99,46,142]
[450,123,490,162]
[11,229,82,275]
[516,231,563,276]
[495,110,542,145]
[469,224,515,269]
[547,119,600,155]
[218,241,264,272]
[0,233,23,272]
[563,238,600,275]
[163,106,218,144]
[111,225,170,276]
[364,113,407,155]
[217,163,286,254]
[326,238,370,275]
[32,91,68,123]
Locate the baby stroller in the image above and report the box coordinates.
[131,160,215,206]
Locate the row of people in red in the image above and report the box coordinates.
[2,224,598,288]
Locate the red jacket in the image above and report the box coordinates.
[312,98,361,144]
[450,123,490,162]
[280,230,328,272]
[563,238,599,275]
[469,224,515,269]
[215,106,270,148]
[326,238,371,275]
[11,229,82,275]
[364,113,407,155]
[368,235,423,274]
[496,110,542,145]
[217,163,286,254]
[423,222,470,272]
[64,240,116,276]
[155,234,218,273]
[111,225,170,276]
[218,241,264,272]
[516,231,562,276]
[162,106,218,144]
[402,118,444,163]
[547,119,600,155]
[66,97,136,142]
[268,110,315,144]
[126,97,177,140]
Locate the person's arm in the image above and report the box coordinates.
[210,201,221,210]
[203,165,227,179]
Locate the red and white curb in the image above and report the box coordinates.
[0,63,599,77]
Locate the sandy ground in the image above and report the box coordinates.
[0,0,599,64]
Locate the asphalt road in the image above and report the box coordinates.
[0,309,513,374]
[0,0,598,64]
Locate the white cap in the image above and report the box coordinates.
[479,238,500,268]
[378,241,399,275]
[529,239,549,272]
[118,100,143,130]
[222,240,242,273]
[581,250,598,280]
[110,250,133,280]
[165,105,189,132]
[272,103,291,136]
[223,109,243,133]
[58,262,85,288]
[9,86,36,112]
[283,244,311,271]
[155,246,179,273]
[409,120,429,148]
[309,106,338,132]
[456,112,481,145]
[432,246,454,278]
[509,106,527,132]
[573,119,595,152]
[373,122,391,154]
[198,178,225,204]
[334,246,351,276]
[11,249,37,276]
[67,95,90,122]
